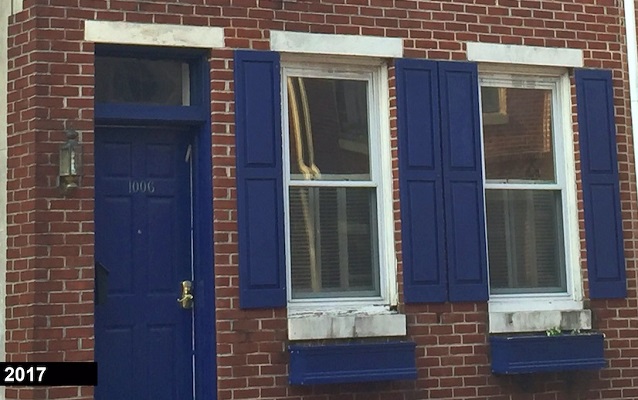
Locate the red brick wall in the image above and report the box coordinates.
[6,2,95,399]
[5,0,637,399]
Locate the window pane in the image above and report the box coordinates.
[95,57,190,105]
[482,87,555,182]
[486,190,566,294]
[289,187,379,298]
[287,77,370,181]
[482,87,503,114]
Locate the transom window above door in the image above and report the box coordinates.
[95,56,191,106]
[282,61,394,306]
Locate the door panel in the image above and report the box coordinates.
[95,127,194,400]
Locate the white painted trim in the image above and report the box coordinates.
[623,0,638,207]
[282,53,385,67]
[479,63,567,77]
[376,63,398,307]
[271,31,403,58]
[288,312,406,341]
[11,0,22,14]
[557,72,583,303]
[84,21,224,48]
[489,297,583,313]
[467,42,583,68]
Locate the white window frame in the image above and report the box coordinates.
[479,66,583,314]
[281,56,396,313]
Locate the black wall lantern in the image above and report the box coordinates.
[59,128,82,193]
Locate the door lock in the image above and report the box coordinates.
[177,280,194,309]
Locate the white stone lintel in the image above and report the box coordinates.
[85,20,224,48]
[467,42,583,68]
[271,31,403,58]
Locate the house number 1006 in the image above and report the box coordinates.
[129,180,155,194]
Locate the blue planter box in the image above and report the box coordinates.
[289,341,417,385]
[490,332,606,374]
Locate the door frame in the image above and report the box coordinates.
[93,45,216,400]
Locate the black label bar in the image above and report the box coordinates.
[0,363,97,386]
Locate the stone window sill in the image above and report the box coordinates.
[489,309,592,334]
[288,310,406,341]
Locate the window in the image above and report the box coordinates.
[480,71,580,309]
[282,61,394,307]
[481,87,509,125]
[95,56,191,106]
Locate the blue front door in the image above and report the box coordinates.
[95,127,194,400]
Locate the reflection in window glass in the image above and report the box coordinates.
[483,87,555,182]
[95,57,190,106]
[287,77,370,181]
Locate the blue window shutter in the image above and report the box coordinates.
[234,50,286,308]
[438,61,488,302]
[575,69,626,299]
[396,59,447,303]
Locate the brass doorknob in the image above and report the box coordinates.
[177,280,194,309]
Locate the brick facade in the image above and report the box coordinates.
[4,0,638,399]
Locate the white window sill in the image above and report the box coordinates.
[488,295,591,333]
[287,307,406,341]
[489,296,583,313]
[489,309,592,334]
